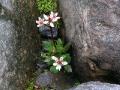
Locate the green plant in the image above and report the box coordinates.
[36,10,71,74]
[37,0,57,14]
[26,80,34,90]
[54,20,62,29]
[36,12,60,28]
[41,39,72,73]
[36,0,62,29]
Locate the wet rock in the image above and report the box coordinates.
[68,81,120,90]
[39,26,58,38]
[58,0,120,82]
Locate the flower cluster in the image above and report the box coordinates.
[51,56,68,71]
[41,39,72,73]
[36,12,60,27]
[37,12,72,73]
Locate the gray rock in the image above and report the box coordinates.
[58,0,120,82]
[36,72,53,87]
[0,0,14,11]
[69,81,120,90]
[0,0,40,90]
[35,71,75,90]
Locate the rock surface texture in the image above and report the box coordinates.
[58,0,120,82]
[0,0,40,90]
[35,72,75,90]
[69,81,120,90]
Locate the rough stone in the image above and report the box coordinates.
[36,72,53,87]
[35,71,75,90]
[0,0,40,90]
[68,81,120,90]
[58,0,120,82]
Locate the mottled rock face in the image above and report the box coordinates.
[58,0,120,82]
[0,19,16,90]
[35,71,75,90]
[0,0,40,90]
[68,81,120,90]
[0,0,14,11]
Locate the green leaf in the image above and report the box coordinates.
[54,20,62,29]
[42,40,55,53]
[55,39,65,54]
[37,0,57,14]
[55,46,64,54]
[50,66,59,73]
[56,39,63,45]
[64,65,72,73]
[47,59,54,65]
[62,54,71,63]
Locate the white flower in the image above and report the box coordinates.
[43,12,60,27]
[49,12,60,22]
[43,14,49,20]
[36,17,49,27]
[49,22,54,27]
[51,56,68,71]
[36,17,45,27]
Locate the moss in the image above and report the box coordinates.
[37,0,57,14]
[25,78,35,90]
[26,80,34,90]
[36,0,62,29]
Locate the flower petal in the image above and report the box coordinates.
[36,20,39,24]
[50,22,54,27]
[37,25,40,27]
[50,11,54,18]
[56,17,60,20]
[51,56,58,61]
[55,12,58,17]
[52,17,60,22]
[43,14,49,20]
[53,63,58,66]
[60,57,64,61]
[43,21,49,24]
[52,18,57,22]
[62,61,68,65]
[37,23,43,27]
[56,65,61,71]
[38,17,42,20]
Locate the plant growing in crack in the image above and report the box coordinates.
[36,11,60,38]
[36,12,72,73]
[41,39,72,73]
[36,12,60,28]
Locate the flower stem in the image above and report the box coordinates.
[50,26,56,54]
